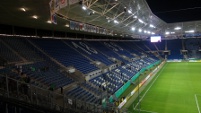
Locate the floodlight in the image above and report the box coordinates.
[174,27,181,30]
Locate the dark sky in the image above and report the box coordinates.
[146,0,201,23]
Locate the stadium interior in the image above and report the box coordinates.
[1,0,201,113]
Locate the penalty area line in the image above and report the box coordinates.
[135,109,158,113]
[195,94,201,113]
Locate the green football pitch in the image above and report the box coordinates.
[127,62,201,113]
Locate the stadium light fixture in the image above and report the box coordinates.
[114,20,119,24]
[65,24,69,27]
[185,30,194,33]
[138,29,142,32]
[32,15,38,19]
[20,7,26,12]
[144,30,147,33]
[138,19,144,23]
[82,5,87,10]
[131,27,135,31]
[150,24,155,28]
[151,32,155,34]
[47,20,52,24]
[165,32,170,35]
[134,16,138,18]
[174,27,181,30]
[128,10,132,14]
[147,31,151,34]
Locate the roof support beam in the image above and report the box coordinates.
[113,12,125,20]
[102,3,119,15]
[120,14,134,23]
[88,0,99,8]
[122,19,138,28]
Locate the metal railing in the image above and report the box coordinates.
[0,74,122,113]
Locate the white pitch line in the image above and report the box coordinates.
[135,109,158,113]
[134,63,167,109]
[195,94,201,113]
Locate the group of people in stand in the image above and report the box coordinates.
[11,65,31,95]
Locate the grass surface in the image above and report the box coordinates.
[127,62,201,113]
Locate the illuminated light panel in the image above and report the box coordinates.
[47,20,52,24]
[32,15,38,19]
[65,24,69,27]
[131,27,135,31]
[185,30,194,33]
[165,32,170,35]
[114,20,119,24]
[174,27,181,30]
[20,7,26,12]
[128,10,132,14]
[138,19,144,23]
[150,24,155,28]
[82,6,87,10]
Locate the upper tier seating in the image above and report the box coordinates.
[143,41,157,51]
[155,41,166,50]
[87,41,128,63]
[114,42,140,56]
[0,39,22,62]
[135,41,149,52]
[66,41,114,66]
[31,39,98,74]
[1,38,42,61]
[106,42,134,58]
[185,39,201,58]
[167,39,183,59]
[185,39,201,50]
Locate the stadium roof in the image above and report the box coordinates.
[1,0,201,39]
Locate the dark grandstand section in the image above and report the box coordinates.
[1,32,201,112]
[0,34,164,113]
[2,25,201,113]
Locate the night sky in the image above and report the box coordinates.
[146,0,201,23]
